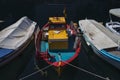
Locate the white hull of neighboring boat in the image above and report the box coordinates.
[79,19,120,70]
[83,34,120,70]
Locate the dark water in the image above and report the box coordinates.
[0,1,120,80]
[0,40,35,80]
[17,38,120,80]
[1,40,120,80]
[0,20,120,80]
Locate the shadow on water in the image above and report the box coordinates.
[18,37,120,80]
[0,19,120,80]
[0,1,120,80]
[0,40,35,80]
[0,17,120,80]
[0,15,119,80]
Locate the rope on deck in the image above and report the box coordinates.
[63,61,110,80]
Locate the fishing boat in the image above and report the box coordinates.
[35,17,81,74]
[0,16,38,67]
[106,8,120,35]
[79,19,120,70]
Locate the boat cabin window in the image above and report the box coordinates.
[49,24,66,30]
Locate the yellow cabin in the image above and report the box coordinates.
[49,17,66,24]
[48,17,68,50]
[48,29,68,50]
[48,30,68,40]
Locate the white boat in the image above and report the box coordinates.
[79,19,120,70]
[0,16,38,67]
[106,8,120,35]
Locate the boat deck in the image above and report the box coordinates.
[90,20,120,44]
[86,20,120,56]
[79,20,118,50]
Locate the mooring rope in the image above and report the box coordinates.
[33,57,45,75]
[63,61,110,80]
[19,62,53,80]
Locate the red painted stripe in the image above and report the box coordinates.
[35,22,81,67]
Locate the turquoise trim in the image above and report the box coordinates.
[48,51,75,62]
[40,41,48,52]
[83,34,120,62]
[40,41,75,62]
[100,49,120,62]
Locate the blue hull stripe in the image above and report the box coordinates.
[83,34,120,62]
[100,50,120,62]
[0,48,13,58]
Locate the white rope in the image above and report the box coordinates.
[63,61,110,80]
[33,57,45,75]
[19,62,53,80]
